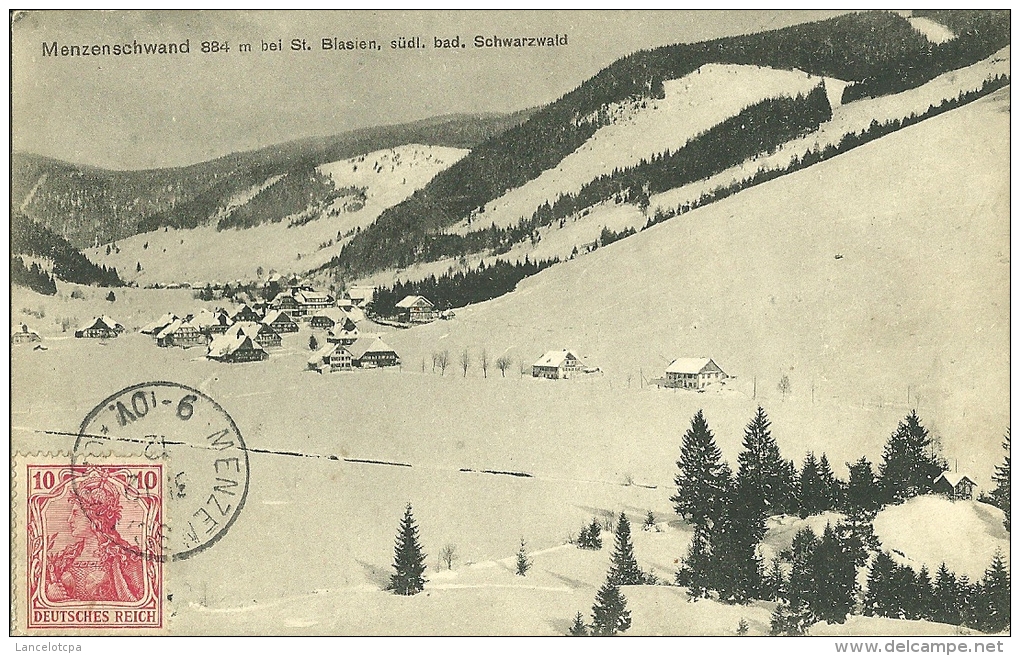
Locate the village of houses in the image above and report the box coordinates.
[12,274,734,389]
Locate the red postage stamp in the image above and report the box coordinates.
[25,463,164,630]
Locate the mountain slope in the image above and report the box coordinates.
[383,88,1009,485]
[11,212,122,289]
[334,9,1009,277]
[12,110,534,248]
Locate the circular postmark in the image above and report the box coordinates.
[72,381,250,562]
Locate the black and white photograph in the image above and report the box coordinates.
[8,9,1011,644]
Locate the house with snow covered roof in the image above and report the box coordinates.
[75,316,124,339]
[532,350,586,379]
[348,336,400,368]
[140,312,179,336]
[206,334,267,363]
[308,307,350,330]
[665,358,727,390]
[11,324,41,345]
[156,319,207,349]
[226,321,282,349]
[295,290,334,314]
[263,309,299,333]
[395,295,437,323]
[230,304,262,323]
[933,472,976,501]
[307,343,354,373]
[271,292,304,317]
[326,318,360,346]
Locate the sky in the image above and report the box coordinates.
[12,10,849,170]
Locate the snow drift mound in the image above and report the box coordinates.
[873,496,1008,580]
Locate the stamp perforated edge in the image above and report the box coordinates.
[11,451,171,636]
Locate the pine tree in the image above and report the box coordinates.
[762,556,786,601]
[844,456,881,517]
[577,518,602,550]
[990,429,1010,531]
[677,525,712,598]
[515,538,532,576]
[769,597,813,636]
[388,503,427,595]
[914,566,936,622]
[568,611,589,636]
[709,499,764,603]
[735,406,795,524]
[736,618,749,635]
[805,524,859,624]
[932,562,962,626]
[590,578,632,636]
[798,452,824,517]
[863,551,897,617]
[671,410,732,529]
[975,549,1010,633]
[309,334,318,351]
[818,454,842,511]
[608,513,643,586]
[879,411,945,503]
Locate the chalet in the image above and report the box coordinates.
[271,293,304,317]
[156,319,207,348]
[226,321,282,349]
[207,309,233,335]
[206,334,268,363]
[348,336,400,368]
[532,350,586,379]
[230,304,262,324]
[140,312,179,336]
[665,358,728,390]
[262,309,299,334]
[307,343,354,373]
[395,295,437,323]
[933,472,976,501]
[296,290,334,315]
[75,316,124,339]
[347,285,377,308]
[326,318,360,345]
[11,324,41,345]
[308,307,350,330]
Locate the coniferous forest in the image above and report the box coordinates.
[10,212,123,289]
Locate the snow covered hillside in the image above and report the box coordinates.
[86,144,467,284]
[381,87,1010,488]
[449,64,840,236]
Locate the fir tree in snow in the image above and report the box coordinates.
[608,513,643,586]
[671,409,732,529]
[975,549,1010,633]
[798,452,824,518]
[736,618,749,636]
[808,523,860,624]
[914,565,936,622]
[735,406,796,523]
[677,525,712,599]
[817,454,842,511]
[863,551,897,617]
[762,555,786,601]
[309,334,318,351]
[708,499,764,603]
[577,518,602,550]
[769,597,813,636]
[990,429,1010,531]
[568,611,589,636]
[515,538,532,576]
[932,562,963,626]
[590,578,632,636]
[843,456,881,517]
[643,510,656,531]
[388,503,427,596]
[879,411,945,503]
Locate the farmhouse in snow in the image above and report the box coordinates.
[226,321,282,349]
[308,307,350,330]
[532,350,586,379]
[296,290,334,314]
[11,324,41,345]
[348,336,400,368]
[933,472,976,501]
[307,343,354,373]
[263,309,299,334]
[75,316,124,339]
[395,295,438,323]
[271,292,304,317]
[206,334,268,363]
[327,318,360,345]
[140,312,179,336]
[665,358,728,390]
[156,319,207,349]
[230,304,262,324]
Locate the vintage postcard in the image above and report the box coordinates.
[9,9,1010,639]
